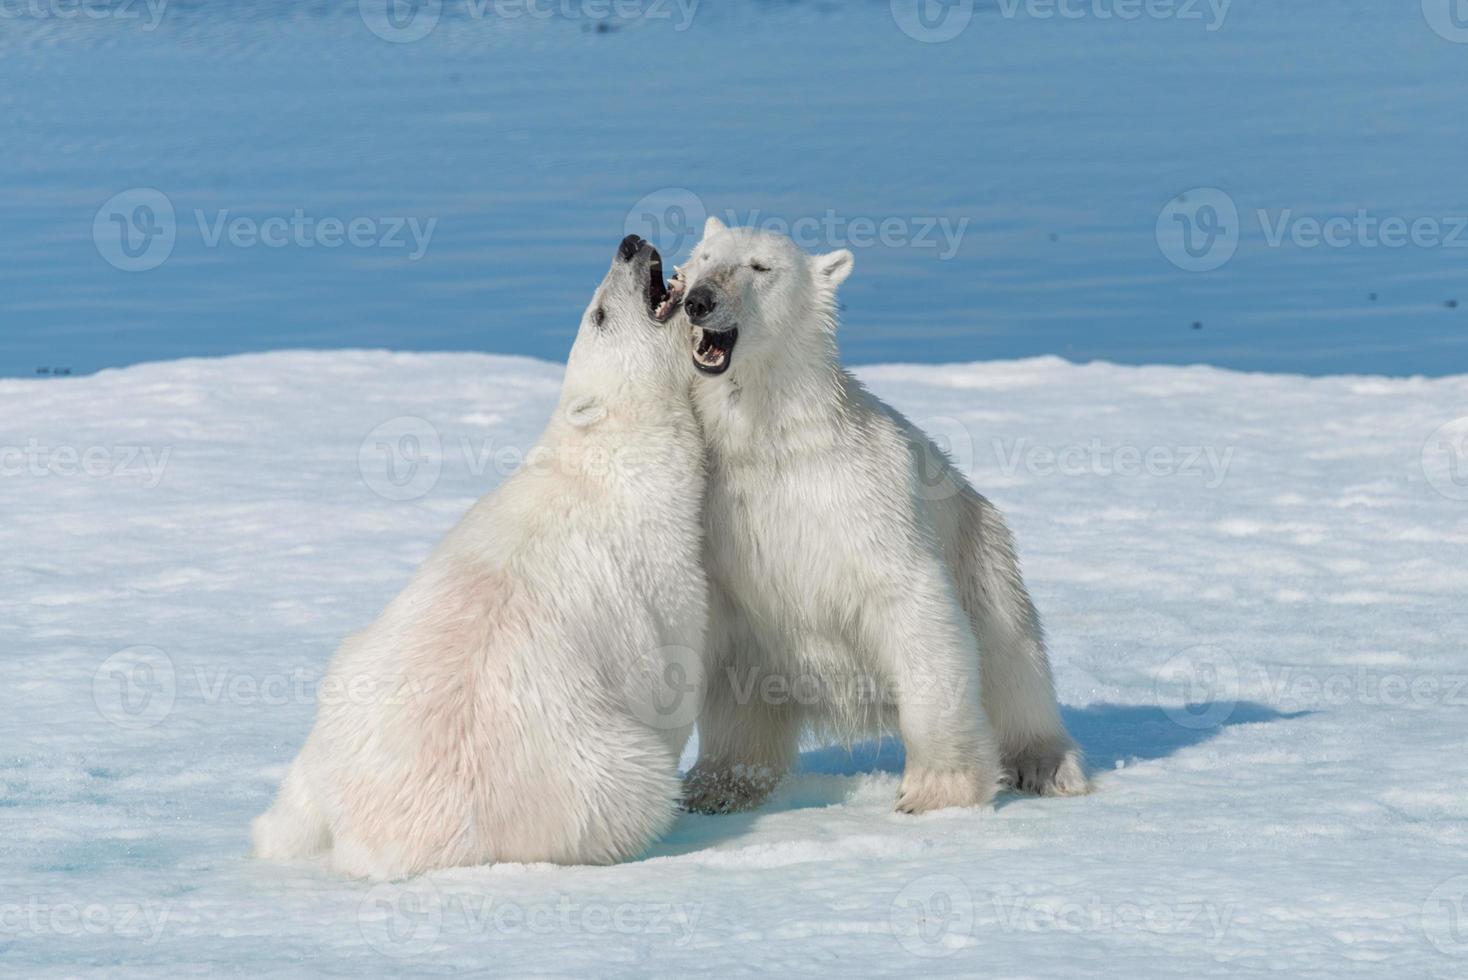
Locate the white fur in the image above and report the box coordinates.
[252,247,707,878]
[679,217,1088,815]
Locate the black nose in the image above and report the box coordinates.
[685,284,717,322]
[618,235,643,261]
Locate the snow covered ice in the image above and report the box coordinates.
[3,350,1468,977]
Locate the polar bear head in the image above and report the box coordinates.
[672,216,853,378]
[562,234,690,416]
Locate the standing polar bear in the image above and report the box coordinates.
[677,217,1087,814]
[252,236,706,879]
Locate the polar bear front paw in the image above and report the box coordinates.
[1003,742,1091,797]
[681,765,783,814]
[896,767,997,814]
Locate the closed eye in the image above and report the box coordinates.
[750,261,771,273]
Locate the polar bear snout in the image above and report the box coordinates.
[685,284,717,323]
[606,236,682,323]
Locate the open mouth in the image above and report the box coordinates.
[648,253,685,323]
[691,325,738,375]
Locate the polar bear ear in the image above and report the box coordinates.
[702,215,727,239]
[811,249,854,288]
[565,395,607,429]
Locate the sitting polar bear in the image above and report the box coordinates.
[676,217,1088,815]
[252,236,706,879]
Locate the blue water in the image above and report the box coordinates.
[2,0,1466,379]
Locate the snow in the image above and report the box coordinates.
[3,350,1468,977]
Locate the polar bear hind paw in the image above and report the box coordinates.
[1002,742,1091,797]
[680,765,783,814]
[896,767,997,814]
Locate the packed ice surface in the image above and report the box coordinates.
[3,350,1468,977]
